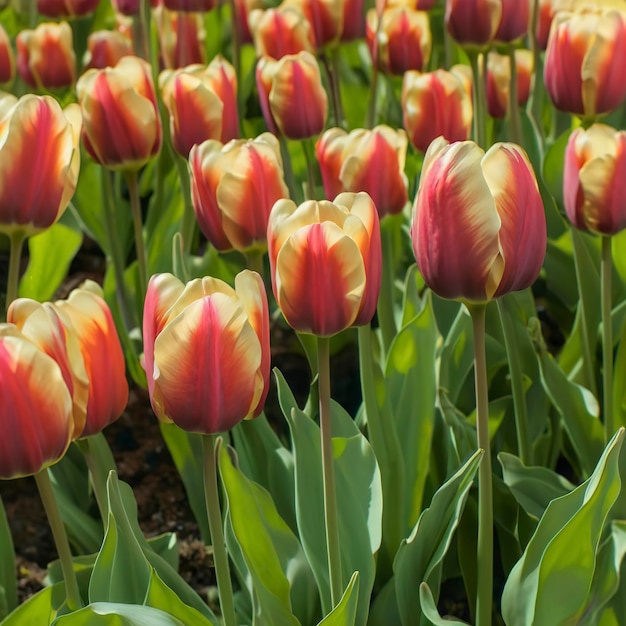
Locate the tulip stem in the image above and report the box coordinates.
[378,215,400,354]
[507,47,523,146]
[301,139,318,200]
[317,336,343,607]
[469,50,487,149]
[5,231,26,315]
[602,235,614,445]
[320,51,344,129]
[134,0,152,62]
[528,0,545,149]
[175,153,196,255]
[279,137,300,203]
[469,303,493,626]
[202,434,236,626]
[497,296,532,465]
[35,468,83,612]
[126,171,149,301]
[228,0,243,130]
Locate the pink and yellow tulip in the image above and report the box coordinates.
[486,49,532,119]
[37,0,100,17]
[143,271,271,434]
[316,125,409,217]
[445,0,502,47]
[284,0,343,47]
[0,24,14,86]
[163,0,216,10]
[268,192,382,336]
[156,8,206,68]
[411,137,546,302]
[84,30,134,70]
[563,124,626,235]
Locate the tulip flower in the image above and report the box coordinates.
[316,126,409,217]
[536,0,577,49]
[544,8,626,119]
[204,55,239,143]
[233,0,267,43]
[257,51,328,139]
[189,133,290,251]
[268,192,382,336]
[563,124,626,235]
[0,324,73,479]
[0,24,15,86]
[84,30,135,70]
[37,0,100,17]
[248,4,315,59]
[402,68,473,153]
[411,137,546,302]
[77,55,162,171]
[164,0,215,10]
[143,270,270,434]
[340,0,365,40]
[0,95,81,238]
[366,6,431,75]
[156,7,206,68]
[486,49,532,119]
[445,0,502,47]
[284,0,343,47]
[494,0,530,43]
[16,21,76,90]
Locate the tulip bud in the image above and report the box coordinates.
[445,0,502,47]
[486,49,532,119]
[189,133,289,251]
[340,0,365,40]
[16,21,76,90]
[204,55,239,143]
[164,0,215,10]
[256,51,328,139]
[544,8,626,119]
[77,55,162,171]
[494,0,530,43]
[0,95,81,238]
[316,125,409,217]
[37,0,100,17]
[234,0,268,43]
[143,271,271,434]
[248,4,315,58]
[535,0,577,49]
[268,192,382,336]
[0,324,73,479]
[84,30,134,70]
[411,137,546,302]
[156,7,206,68]
[401,68,473,152]
[563,124,626,235]
[283,0,343,47]
[366,6,431,75]
[0,24,15,86]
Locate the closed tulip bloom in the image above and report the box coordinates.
[143,271,271,433]
[257,51,328,139]
[544,8,626,119]
[52,283,129,437]
[77,55,162,170]
[268,192,382,336]
[0,95,81,238]
[316,126,409,217]
[402,68,473,152]
[37,0,100,17]
[486,49,533,118]
[17,21,76,90]
[0,25,15,86]
[445,0,502,47]
[284,0,343,47]
[412,138,546,302]
[204,55,239,143]
[563,124,626,235]
[340,0,365,40]
[157,7,206,68]
[84,30,134,70]
[164,0,215,10]
[248,5,315,58]
[0,324,73,479]
[366,6,431,75]
[189,133,289,251]
[494,0,530,42]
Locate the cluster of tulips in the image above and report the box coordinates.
[1,0,626,624]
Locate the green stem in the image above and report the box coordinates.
[602,235,614,445]
[175,153,196,255]
[5,231,26,314]
[507,47,523,146]
[301,139,318,200]
[75,437,111,524]
[202,434,236,626]
[35,469,83,611]
[125,170,148,300]
[279,136,300,203]
[320,51,343,129]
[571,229,599,398]
[317,336,343,606]
[528,0,544,150]
[377,216,400,354]
[496,296,532,465]
[469,50,487,149]
[469,303,493,626]
[133,0,151,61]
[244,248,265,277]
[228,0,243,132]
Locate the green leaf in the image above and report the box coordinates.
[0,581,67,626]
[218,444,312,626]
[52,602,187,625]
[18,222,82,301]
[542,128,570,212]
[394,450,483,626]
[501,428,625,626]
[418,583,470,626]
[438,306,474,405]
[498,452,575,520]
[0,498,16,618]
[316,572,359,626]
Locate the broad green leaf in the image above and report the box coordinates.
[438,306,474,405]
[367,577,402,626]
[316,572,359,626]
[0,581,66,626]
[394,450,482,626]
[18,222,82,301]
[52,602,186,625]
[542,128,570,212]
[0,498,16,618]
[418,583,469,626]
[501,428,624,626]
[498,452,575,520]
[158,423,210,543]
[218,444,312,626]
[613,317,626,433]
